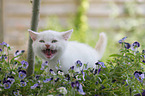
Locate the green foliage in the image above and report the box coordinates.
[73,0,89,43]
[0,37,145,95]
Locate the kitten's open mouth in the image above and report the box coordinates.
[42,49,57,58]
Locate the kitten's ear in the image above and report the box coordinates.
[62,29,73,40]
[28,29,38,41]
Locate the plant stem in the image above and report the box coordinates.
[26,0,41,77]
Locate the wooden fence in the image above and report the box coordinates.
[1,0,145,51]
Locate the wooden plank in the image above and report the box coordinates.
[0,0,4,44]
[40,3,77,15]
[4,16,71,30]
[5,17,129,30]
[88,3,113,16]
[42,0,76,4]
[5,1,145,18]
[88,3,145,16]
[89,0,145,4]
[88,17,116,28]
[4,0,75,3]
[4,2,32,15]
[3,0,145,39]
[4,2,76,16]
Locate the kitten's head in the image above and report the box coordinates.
[29,29,73,60]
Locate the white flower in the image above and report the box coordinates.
[57,70,64,76]
[57,87,67,95]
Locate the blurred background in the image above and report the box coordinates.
[0,0,145,60]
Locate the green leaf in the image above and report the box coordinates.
[125,53,134,56]
[109,54,122,57]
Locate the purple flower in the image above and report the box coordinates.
[131,42,140,51]
[122,80,128,86]
[143,55,145,58]
[49,69,53,73]
[124,43,131,49]
[75,81,80,87]
[132,41,140,47]
[43,77,53,83]
[96,61,106,68]
[118,37,127,44]
[71,81,85,95]
[135,89,145,96]
[18,70,26,79]
[71,81,80,88]
[70,66,74,70]
[18,66,22,71]
[112,80,116,83]
[20,80,27,87]
[75,60,82,67]
[77,83,85,95]
[35,75,40,80]
[41,61,48,70]
[101,85,105,89]
[31,83,39,89]
[49,69,56,75]
[3,80,11,89]
[15,50,19,55]
[14,50,25,59]
[0,42,9,47]
[98,68,101,74]
[94,69,98,75]
[65,74,70,80]
[21,60,28,69]
[0,42,7,45]
[142,50,145,54]
[0,48,2,52]
[71,82,75,88]
[7,76,15,84]
[13,90,19,96]
[81,70,85,81]
[54,78,59,82]
[142,60,145,63]
[0,55,7,60]
[134,71,144,82]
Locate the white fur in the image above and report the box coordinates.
[29,29,107,73]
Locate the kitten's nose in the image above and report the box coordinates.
[45,44,50,49]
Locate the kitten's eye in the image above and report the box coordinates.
[52,40,57,43]
[39,40,45,43]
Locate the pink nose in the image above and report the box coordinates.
[45,44,50,48]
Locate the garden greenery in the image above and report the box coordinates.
[73,0,89,43]
[0,37,145,96]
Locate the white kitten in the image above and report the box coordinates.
[29,29,107,73]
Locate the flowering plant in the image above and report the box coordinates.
[0,38,145,96]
